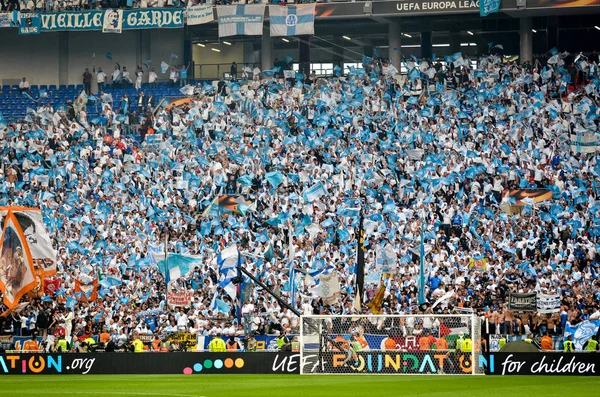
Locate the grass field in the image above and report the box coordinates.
[1,375,600,397]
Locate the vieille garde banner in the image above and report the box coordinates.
[38,8,183,32]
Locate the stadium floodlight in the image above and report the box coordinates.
[299,314,483,375]
[343,35,352,41]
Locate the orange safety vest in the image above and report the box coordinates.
[436,337,448,351]
[384,338,397,351]
[541,336,553,351]
[23,340,39,351]
[226,342,239,351]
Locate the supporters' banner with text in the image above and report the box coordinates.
[167,290,194,308]
[480,0,501,16]
[18,12,40,35]
[38,9,183,32]
[102,9,123,34]
[537,294,560,314]
[186,5,214,26]
[570,134,598,153]
[269,4,315,37]
[217,5,265,37]
[508,292,537,312]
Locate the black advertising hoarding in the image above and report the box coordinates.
[372,1,479,16]
[0,352,300,375]
[508,292,537,312]
[314,0,600,19]
[489,353,600,376]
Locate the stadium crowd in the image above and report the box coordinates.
[0,48,600,352]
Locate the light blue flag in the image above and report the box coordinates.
[264,242,275,262]
[564,320,600,350]
[265,171,285,188]
[157,254,202,282]
[211,294,231,314]
[161,61,169,74]
[66,297,77,309]
[302,182,328,203]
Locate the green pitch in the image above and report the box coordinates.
[1,374,599,397]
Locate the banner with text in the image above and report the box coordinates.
[536,294,560,314]
[38,8,183,32]
[508,292,537,312]
[186,5,214,26]
[0,352,299,375]
[570,134,598,154]
[489,352,600,376]
[18,12,40,35]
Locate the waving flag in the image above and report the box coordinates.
[74,279,98,302]
[217,245,240,272]
[157,254,202,282]
[564,320,600,350]
[217,5,265,37]
[269,4,315,37]
[265,171,285,188]
[480,0,501,17]
[302,182,328,203]
[0,212,37,309]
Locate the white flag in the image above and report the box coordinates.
[217,5,265,37]
[269,4,315,37]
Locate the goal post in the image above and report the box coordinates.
[300,314,483,375]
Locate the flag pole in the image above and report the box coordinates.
[418,216,426,305]
[355,198,365,311]
[164,224,169,292]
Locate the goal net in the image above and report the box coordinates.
[300,314,483,375]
